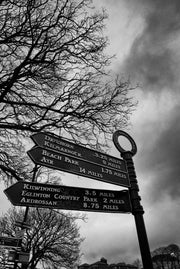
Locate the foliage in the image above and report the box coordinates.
[0,207,84,269]
[132,258,142,269]
[151,243,180,269]
[0,0,135,185]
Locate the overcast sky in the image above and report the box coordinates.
[1,0,180,266]
[77,0,180,264]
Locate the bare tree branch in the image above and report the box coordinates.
[0,1,136,189]
[0,207,84,269]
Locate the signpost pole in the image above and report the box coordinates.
[17,165,38,269]
[113,130,153,269]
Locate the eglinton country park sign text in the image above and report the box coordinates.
[28,132,129,187]
[4,181,132,213]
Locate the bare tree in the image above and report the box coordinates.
[0,207,84,269]
[0,0,135,185]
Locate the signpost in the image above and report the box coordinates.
[2,130,154,269]
[113,130,153,269]
[0,237,20,248]
[31,132,127,173]
[28,146,130,187]
[4,181,132,213]
[8,250,30,264]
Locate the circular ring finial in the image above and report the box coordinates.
[113,130,137,156]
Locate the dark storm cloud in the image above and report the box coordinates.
[80,1,180,264]
[139,107,180,201]
[122,0,180,91]
[120,0,180,201]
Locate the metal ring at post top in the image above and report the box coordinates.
[113,130,137,156]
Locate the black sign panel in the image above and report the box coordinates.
[27,146,130,187]
[4,181,132,213]
[0,236,20,248]
[31,132,127,173]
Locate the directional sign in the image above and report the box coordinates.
[18,252,30,263]
[27,146,130,187]
[31,132,127,173]
[4,181,132,213]
[8,250,30,263]
[0,237,20,248]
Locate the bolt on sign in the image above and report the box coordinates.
[4,181,132,213]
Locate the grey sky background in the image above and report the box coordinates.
[1,0,180,265]
[77,0,180,264]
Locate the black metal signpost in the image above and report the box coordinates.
[113,130,153,269]
[3,130,154,269]
[4,181,131,213]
